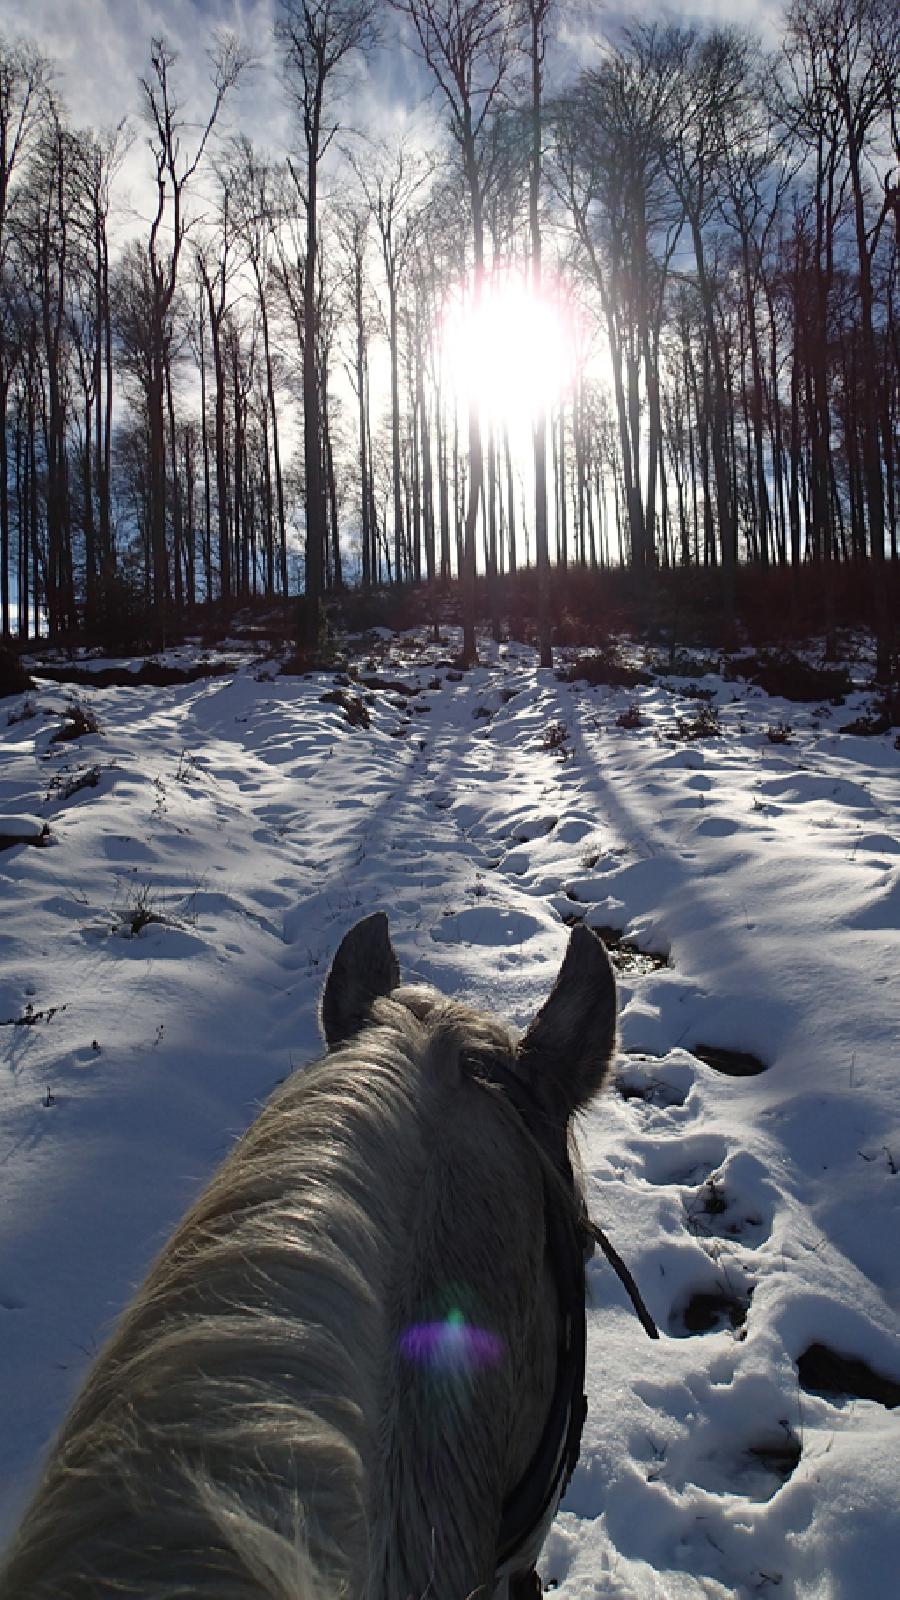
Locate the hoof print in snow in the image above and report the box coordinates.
[512,815,557,844]
[641,1134,728,1188]
[746,1428,802,1490]
[797,1343,900,1409]
[683,1177,770,1248]
[590,926,668,976]
[670,1284,752,1338]
[692,1043,768,1077]
[615,1059,691,1110]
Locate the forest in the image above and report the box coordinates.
[0,0,897,663]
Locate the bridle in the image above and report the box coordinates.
[464,1053,658,1594]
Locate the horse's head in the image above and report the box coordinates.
[322,910,616,1127]
[321,913,617,1598]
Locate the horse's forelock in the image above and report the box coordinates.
[369,983,520,1087]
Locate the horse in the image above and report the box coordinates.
[0,913,618,1600]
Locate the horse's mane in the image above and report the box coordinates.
[0,985,558,1600]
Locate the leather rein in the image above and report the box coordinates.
[464,1054,659,1583]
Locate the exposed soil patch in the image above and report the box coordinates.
[692,1044,768,1077]
[797,1343,900,1408]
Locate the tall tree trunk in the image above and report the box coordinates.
[302,87,327,649]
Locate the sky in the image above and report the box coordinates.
[0,0,790,546]
[4,0,789,204]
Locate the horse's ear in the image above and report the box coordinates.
[321,913,401,1048]
[516,925,617,1117]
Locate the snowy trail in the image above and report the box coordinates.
[1,632,898,1597]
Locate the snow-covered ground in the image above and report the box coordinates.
[1,627,898,1598]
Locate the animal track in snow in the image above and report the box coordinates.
[430,905,543,946]
[638,1132,729,1189]
[681,1148,777,1248]
[615,1053,694,1112]
[797,1343,900,1409]
[690,1043,769,1077]
[669,1281,753,1339]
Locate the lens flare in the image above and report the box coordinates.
[399,1307,505,1373]
[439,269,576,433]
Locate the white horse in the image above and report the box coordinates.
[0,914,618,1600]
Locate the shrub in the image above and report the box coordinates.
[561,646,652,690]
[51,704,100,743]
[672,703,721,740]
[616,703,644,730]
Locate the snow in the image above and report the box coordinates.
[0,814,47,844]
[1,628,898,1597]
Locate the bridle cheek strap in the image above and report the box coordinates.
[466,1054,657,1593]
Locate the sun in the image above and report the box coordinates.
[439,270,576,437]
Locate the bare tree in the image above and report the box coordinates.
[783,0,898,582]
[520,0,554,662]
[229,136,290,598]
[551,29,680,570]
[278,0,379,651]
[0,36,50,635]
[139,33,245,634]
[348,137,430,588]
[392,0,514,662]
[658,27,751,588]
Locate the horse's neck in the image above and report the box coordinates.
[0,1049,558,1600]
[361,1090,558,1600]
